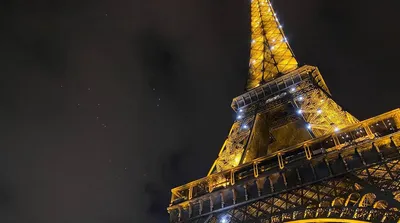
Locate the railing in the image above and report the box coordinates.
[231,65,327,111]
[169,109,400,207]
[256,206,400,222]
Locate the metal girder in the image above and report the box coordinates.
[167,0,400,222]
[169,136,400,222]
[247,0,297,90]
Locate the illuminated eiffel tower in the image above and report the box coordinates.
[167,0,400,222]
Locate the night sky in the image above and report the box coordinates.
[1,0,400,222]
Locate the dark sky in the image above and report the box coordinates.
[1,0,400,222]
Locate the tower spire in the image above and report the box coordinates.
[247,0,297,90]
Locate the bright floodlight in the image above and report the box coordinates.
[220,215,230,223]
[334,127,339,132]
[298,96,304,101]
[290,87,296,92]
[307,124,312,129]
[317,109,322,114]
[237,115,242,119]
[297,109,303,114]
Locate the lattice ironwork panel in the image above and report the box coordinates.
[247,0,297,90]
[181,172,400,223]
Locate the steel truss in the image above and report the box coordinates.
[211,66,357,173]
[170,141,400,222]
[247,0,297,90]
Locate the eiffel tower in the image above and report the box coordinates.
[167,1,400,222]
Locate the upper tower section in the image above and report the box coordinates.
[247,0,298,90]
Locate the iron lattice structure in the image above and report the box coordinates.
[167,0,400,222]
